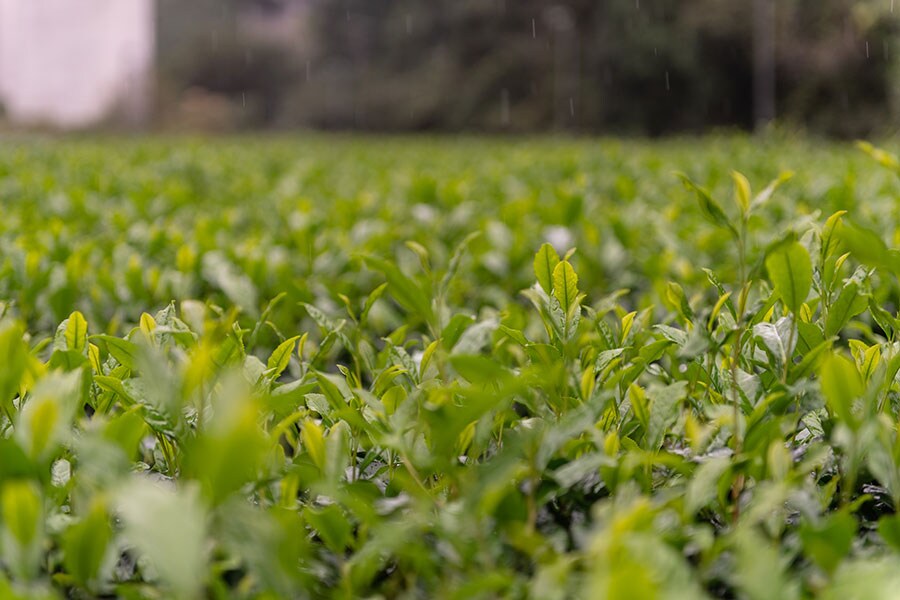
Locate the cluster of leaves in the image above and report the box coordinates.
[3,137,900,597]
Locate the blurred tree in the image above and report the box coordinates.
[156,0,898,136]
[156,0,306,128]
[753,0,776,129]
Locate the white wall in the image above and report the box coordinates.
[0,0,155,128]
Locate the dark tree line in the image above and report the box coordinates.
[159,0,898,136]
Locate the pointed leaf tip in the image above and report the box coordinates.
[552,260,579,314]
[534,243,560,295]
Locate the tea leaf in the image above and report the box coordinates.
[62,500,111,587]
[732,170,751,214]
[267,335,301,378]
[825,283,868,337]
[534,243,560,295]
[64,311,88,354]
[678,173,737,236]
[552,260,579,315]
[838,220,900,273]
[766,240,813,315]
[819,353,863,429]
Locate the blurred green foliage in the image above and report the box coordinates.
[2,135,900,596]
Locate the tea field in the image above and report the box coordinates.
[4,135,900,598]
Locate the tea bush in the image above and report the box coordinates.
[2,135,900,597]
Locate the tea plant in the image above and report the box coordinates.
[0,136,900,597]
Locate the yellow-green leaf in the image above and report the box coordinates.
[534,243,560,295]
[732,171,751,214]
[819,353,863,429]
[621,311,637,342]
[552,260,578,314]
[139,312,156,340]
[629,383,649,431]
[1,481,41,547]
[302,420,326,471]
[857,141,900,172]
[821,210,847,260]
[382,385,407,415]
[267,335,300,378]
[88,343,102,374]
[65,311,88,354]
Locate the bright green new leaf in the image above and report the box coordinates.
[552,260,578,315]
[819,353,863,429]
[629,384,649,431]
[65,311,88,354]
[0,322,27,421]
[0,480,42,580]
[766,240,813,315]
[534,243,560,295]
[302,419,326,471]
[821,210,847,260]
[381,385,407,415]
[139,312,157,342]
[857,141,900,172]
[267,335,301,378]
[1,481,41,548]
[665,281,693,321]
[731,170,751,214]
[15,370,82,461]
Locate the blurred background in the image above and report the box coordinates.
[0,0,897,137]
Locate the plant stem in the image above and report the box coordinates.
[730,218,750,522]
